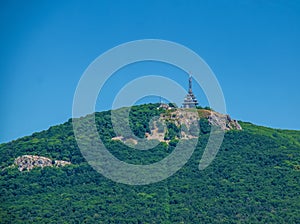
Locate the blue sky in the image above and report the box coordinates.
[1,0,300,143]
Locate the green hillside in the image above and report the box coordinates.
[1,104,299,223]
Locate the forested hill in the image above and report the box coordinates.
[1,103,300,223]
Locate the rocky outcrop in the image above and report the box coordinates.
[168,109,242,131]
[54,160,72,167]
[111,109,242,145]
[207,111,242,131]
[14,155,71,171]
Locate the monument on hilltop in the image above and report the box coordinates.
[182,75,198,108]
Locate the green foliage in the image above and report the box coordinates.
[204,106,213,111]
[197,105,213,111]
[164,122,180,140]
[129,104,163,138]
[168,102,177,108]
[199,118,211,134]
[0,104,300,223]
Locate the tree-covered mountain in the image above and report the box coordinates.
[0,104,299,223]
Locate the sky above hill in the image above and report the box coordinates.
[1,0,300,143]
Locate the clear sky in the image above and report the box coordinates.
[1,0,300,143]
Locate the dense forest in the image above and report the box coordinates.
[0,104,299,223]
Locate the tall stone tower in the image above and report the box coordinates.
[182,75,198,108]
